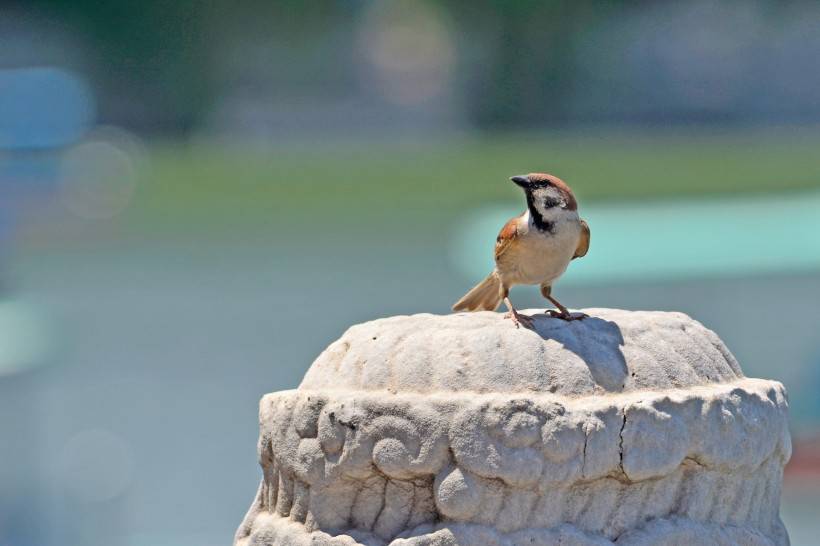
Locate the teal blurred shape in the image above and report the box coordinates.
[0,67,94,150]
[0,300,52,376]
[451,190,820,285]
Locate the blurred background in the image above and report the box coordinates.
[2,1,820,545]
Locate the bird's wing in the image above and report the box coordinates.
[494,215,521,261]
[573,219,590,259]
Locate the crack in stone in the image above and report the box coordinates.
[683,456,707,470]
[581,424,590,478]
[618,408,628,477]
[372,478,389,531]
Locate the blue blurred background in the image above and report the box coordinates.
[2,1,820,545]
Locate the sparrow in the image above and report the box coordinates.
[452,173,590,328]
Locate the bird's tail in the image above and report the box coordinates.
[452,271,504,312]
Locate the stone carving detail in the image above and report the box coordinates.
[234,310,791,546]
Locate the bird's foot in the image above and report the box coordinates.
[504,310,534,329]
[546,309,587,321]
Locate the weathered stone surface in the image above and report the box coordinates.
[300,309,743,396]
[235,309,790,546]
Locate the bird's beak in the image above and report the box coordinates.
[510,175,531,189]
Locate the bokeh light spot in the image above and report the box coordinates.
[358,0,456,106]
[57,129,143,220]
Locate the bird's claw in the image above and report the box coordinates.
[504,311,534,329]
[546,310,587,321]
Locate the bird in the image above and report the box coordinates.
[452,172,590,328]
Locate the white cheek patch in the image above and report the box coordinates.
[533,187,565,217]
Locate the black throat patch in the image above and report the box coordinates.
[526,192,555,233]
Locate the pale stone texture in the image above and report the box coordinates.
[235,309,791,546]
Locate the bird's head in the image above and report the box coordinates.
[510,173,578,221]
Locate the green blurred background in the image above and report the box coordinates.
[2,1,820,545]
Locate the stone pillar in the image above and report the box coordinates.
[234,309,791,546]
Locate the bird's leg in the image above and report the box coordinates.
[546,296,587,320]
[503,297,534,329]
[545,295,572,319]
[543,290,587,321]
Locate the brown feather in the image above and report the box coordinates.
[494,213,523,261]
[573,219,590,259]
[452,271,504,311]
